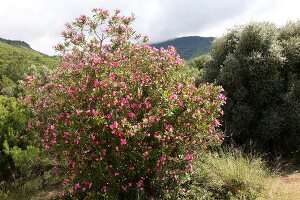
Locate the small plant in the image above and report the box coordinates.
[177,149,269,199]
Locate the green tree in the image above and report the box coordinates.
[202,22,299,156]
[0,96,28,180]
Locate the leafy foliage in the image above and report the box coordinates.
[0,39,57,182]
[0,38,31,49]
[0,95,29,180]
[174,149,269,200]
[0,40,58,97]
[201,22,300,156]
[25,8,225,199]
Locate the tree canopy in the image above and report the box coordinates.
[201,22,300,156]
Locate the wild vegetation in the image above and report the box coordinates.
[198,22,300,157]
[0,8,299,200]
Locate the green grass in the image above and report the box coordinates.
[178,148,270,199]
[2,148,299,199]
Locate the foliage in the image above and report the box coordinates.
[0,95,30,180]
[0,38,31,49]
[189,55,211,87]
[0,40,56,182]
[25,8,225,199]
[0,40,58,97]
[201,22,300,156]
[4,145,55,182]
[172,149,269,200]
[152,36,214,60]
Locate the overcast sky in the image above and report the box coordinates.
[0,0,299,55]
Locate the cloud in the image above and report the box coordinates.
[0,0,299,55]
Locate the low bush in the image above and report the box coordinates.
[174,149,269,199]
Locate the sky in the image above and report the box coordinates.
[0,0,300,55]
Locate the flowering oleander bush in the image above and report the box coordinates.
[24,8,225,199]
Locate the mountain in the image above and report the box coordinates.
[0,38,58,92]
[0,38,31,49]
[152,36,214,60]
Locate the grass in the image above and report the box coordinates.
[192,149,270,199]
[259,171,300,200]
[1,149,299,199]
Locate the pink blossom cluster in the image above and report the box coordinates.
[25,8,225,197]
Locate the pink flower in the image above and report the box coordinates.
[128,112,136,118]
[214,119,221,127]
[102,149,106,156]
[63,132,69,137]
[160,155,166,162]
[66,113,71,119]
[74,183,81,190]
[75,139,80,144]
[93,79,99,87]
[50,125,55,130]
[178,100,184,107]
[112,91,118,96]
[145,101,151,109]
[165,124,174,133]
[143,151,149,156]
[92,109,98,116]
[149,115,157,122]
[109,121,118,129]
[121,118,127,124]
[62,61,68,68]
[99,81,107,87]
[183,153,193,161]
[169,93,178,100]
[75,109,83,115]
[221,110,224,115]
[130,103,137,109]
[71,162,76,168]
[114,171,120,176]
[177,83,183,91]
[137,180,143,188]
[121,98,127,105]
[103,186,108,193]
[109,73,115,81]
[25,96,32,102]
[105,114,112,119]
[51,139,57,144]
[120,138,127,145]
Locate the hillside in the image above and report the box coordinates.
[0,39,58,82]
[0,38,31,49]
[152,36,214,60]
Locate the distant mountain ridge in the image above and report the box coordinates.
[0,38,58,83]
[152,36,214,60]
[1,36,214,60]
[0,38,31,49]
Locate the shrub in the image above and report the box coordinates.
[0,95,30,180]
[3,143,55,182]
[175,149,269,200]
[202,22,300,156]
[25,8,225,199]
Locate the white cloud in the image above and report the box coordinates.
[0,0,299,55]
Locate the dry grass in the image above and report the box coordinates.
[259,172,300,200]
